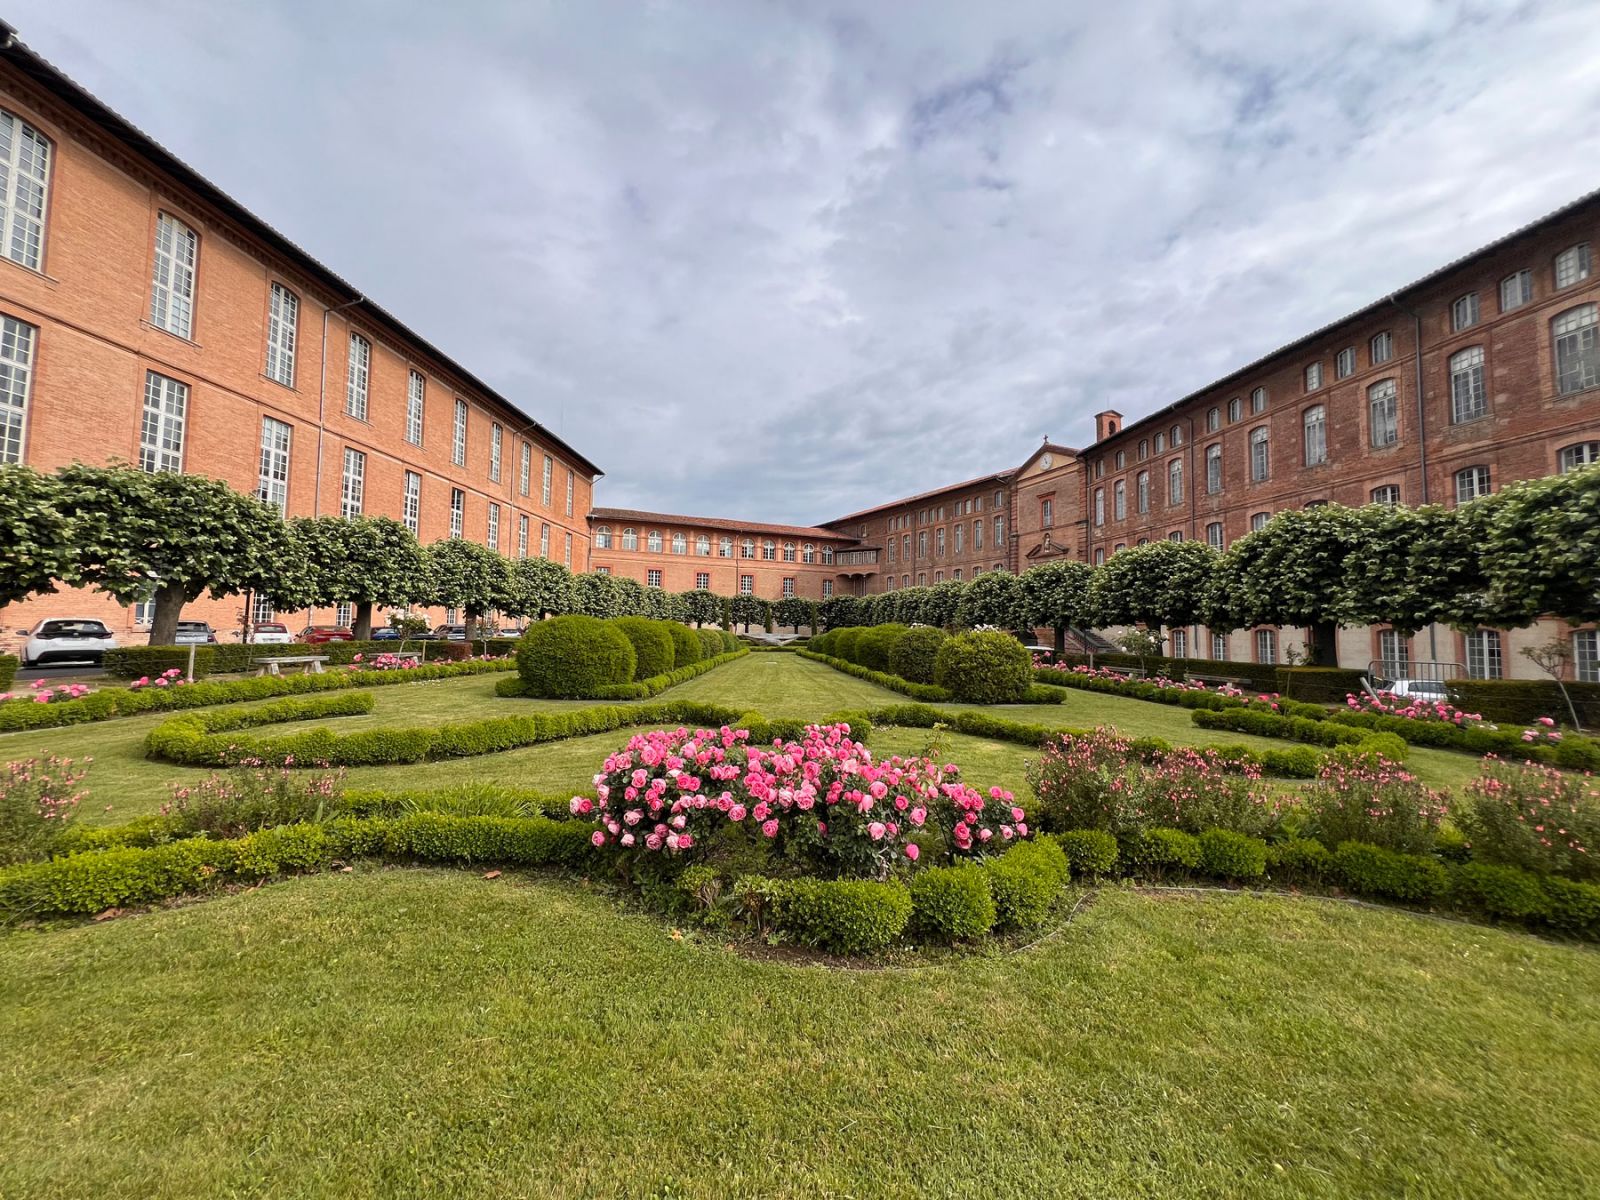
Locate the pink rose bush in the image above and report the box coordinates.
[577,722,1024,880]
[0,754,89,865]
[128,668,188,692]
[1457,756,1599,881]
[0,680,96,705]
[349,653,422,672]
[1347,691,1570,745]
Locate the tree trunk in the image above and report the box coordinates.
[353,601,374,642]
[1309,621,1338,666]
[1053,624,1067,658]
[148,582,189,646]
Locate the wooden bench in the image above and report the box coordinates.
[1186,672,1250,689]
[253,655,330,677]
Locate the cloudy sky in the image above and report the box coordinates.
[15,1,1600,523]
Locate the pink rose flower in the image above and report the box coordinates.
[590,831,606,847]
[905,843,920,861]
[761,819,779,838]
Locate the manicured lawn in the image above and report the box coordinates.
[2,869,1597,1198]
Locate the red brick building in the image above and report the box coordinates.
[0,30,600,647]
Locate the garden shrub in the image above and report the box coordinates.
[796,650,952,702]
[934,631,1031,704]
[909,864,997,941]
[889,626,948,685]
[1356,731,1409,762]
[1302,752,1447,854]
[1265,837,1332,884]
[1275,666,1369,703]
[1257,745,1324,778]
[1332,841,1449,904]
[611,617,676,681]
[515,615,636,698]
[0,654,16,690]
[1444,678,1600,727]
[0,755,88,865]
[1455,757,1600,881]
[162,767,345,839]
[772,877,912,954]
[1192,706,1369,747]
[1542,876,1600,938]
[665,622,702,669]
[1122,827,1201,879]
[1196,829,1267,881]
[1449,862,1551,923]
[719,630,739,654]
[695,628,724,661]
[831,628,864,664]
[103,646,216,680]
[984,836,1070,928]
[1056,829,1119,878]
[855,624,907,673]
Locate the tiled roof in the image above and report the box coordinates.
[822,469,1018,525]
[588,508,856,542]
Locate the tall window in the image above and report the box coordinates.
[265,283,298,386]
[823,546,834,564]
[741,538,754,558]
[566,468,575,517]
[257,417,291,512]
[699,535,713,556]
[672,532,687,555]
[1371,484,1401,505]
[140,372,187,473]
[1335,348,1355,379]
[1113,480,1126,520]
[336,603,353,628]
[406,370,425,446]
[1154,433,1165,453]
[802,543,815,563]
[719,537,732,557]
[1170,425,1183,447]
[1304,362,1322,391]
[782,577,796,599]
[972,521,982,550]
[1092,489,1103,526]
[1227,396,1241,423]
[1465,630,1503,680]
[564,532,572,567]
[1206,521,1223,549]
[1450,347,1486,422]
[452,399,468,465]
[1171,629,1187,657]
[647,569,662,588]
[1500,269,1533,312]
[1138,439,1149,461]
[1254,629,1276,664]
[518,514,529,558]
[917,531,927,557]
[739,574,754,595]
[1559,441,1600,472]
[1211,632,1228,660]
[1303,405,1327,466]
[595,526,612,549]
[1136,471,1150,513]
[993,515,1004,548]
[402,471,421,533]
[541,523,551,557]
[519,443,531,495]
[1368,379,1398,447]
[1043,497,1055,527]
[0,111,51,270]
[762,539,776,561]
[252,595,275,625]
[1554,305,1599,395]
[1205,444,1222,494]
[647,530,663,553]
[696,572,711,590]
[338,333,370,420]
[1575,630,1600,683]
[1451,293,1479,331]
[486,503,500,551]
[822,580,833,598]
[1250,386,1267,414]
[449,488,464,538]
[1370,331,1393,364]
[953,525,963,553]
[0,314,37,464]
[1206,407,1220,432]
[619,527,637,551]
[1251,512,1270,532]
[1555,243,1592,289]
[340,448,365,518]
[1379,629,1411,676]
[541,455,553,506]
[936,528,946,556]
[489,423,502,482]
[1455,465,1492,503]
[150,214,197,339]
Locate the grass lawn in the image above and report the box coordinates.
[2,869,1598,1198]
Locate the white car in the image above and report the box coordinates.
[17,618,119,667]
[1384,678,1450,702]
[246,621,293,645]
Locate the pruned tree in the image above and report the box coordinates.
[923,580,966,630]
[573,571,622,618]
[819,594,864,630]
[1089,540,1217,634]
[773,596,817,633]
[280,515,424,640]
[512,557,576,621]
[0,464,70,609]
[57,463,294,646]
[729,594,766,632]
[955,570,1026,631]
[421,538,514,630]
[678,589,723,628]
[1019,560,1097,656]
[1472,466,1600,628]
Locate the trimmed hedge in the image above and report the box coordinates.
[935,631,1031,704]
[102,639,507,679]
[1123,827,1202,877]
[1192,706,1373,748]
[0,658,514,734]
[515,615,636,698]
[855,624,908,673]
[796,650,952,701]
[612,617,676,681]
[1057,829,1119,878]
[985,837,1071,929]
[889,627,948,685]
[1265,837,1333,884]
[1044,652,1280,692]
[103,646,216,679]
[1445,678,1600,727]
[0,653,19,690]
[909,864,997,941]
[769,877,912,954]
[1332,842,1449,904]
[1275,667,1369,703]
[1196,829,1268,881]
[694,627,724,661]
[1326,708,1600,770]
[497,649,748,701]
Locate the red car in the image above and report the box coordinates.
[297,625,354,644]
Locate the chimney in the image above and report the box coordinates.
[1094,410,1123,442]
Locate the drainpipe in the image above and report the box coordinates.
[313,294,366,517]
[1387,294,1437,663]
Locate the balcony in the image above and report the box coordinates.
[834,549,879,571]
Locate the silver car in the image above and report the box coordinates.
[18,618,119,667]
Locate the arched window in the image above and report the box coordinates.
[1450,347,1486,422]
[802,543,815,563]
[1250,386,1267,414]
[1113,479,1126,520]
[1168,459,1183,505]
[1205,444,1222,494]
[823,546,835,565]
[1154,432,1166,453]
[647,530,663,553]
[1249,427,1269,481]
[741,538,755,558]
[1136,470,1150,514]
[1114,449,1125,469]
[1169,424,1183,446]
[0,110,52,271]
[695,534,711,556]
[1206,522,1224,549]
[670,532,686,554]
[1370,332,1393,364]
[761,539,776,561]
[719,536,732,557]
[1205,407,1219,432]
[1302,405,1327,466]
[594,525,612,549]
[1368,380,1398,447]
[621,528,638,551]
[1455,465,1491,504]
[782,541,796,562]
[1137,438,1149,461]
[1553,305,1598,396]
[1559,441,1600,472]
[1227,397,1241,422]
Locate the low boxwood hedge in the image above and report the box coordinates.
[0,653,19,691]
[497,649,748,700]
[909,864,997,941]
[1057,829,1119,878]
[1122,827,1202,878]
[1196,829,1268,881]
[1326,708,1600,770]
[796,650,952,701]
[985,837,1070,929]
[103,646,217,679]
[1192,706,1373,748]
[1331,841,1449,904]
[1445,678,1600,727]
[768,876,913,954]
[612,617,676,681]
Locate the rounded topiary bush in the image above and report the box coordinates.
[910,864,997,941]
[832,628,864,664]
[719,630,739,654]
[933,630,1031,703]
[889,626,947,684]
[665,622,702,669]
[856,624,907,673]
[516,616,636,699]
[695,628,724,660]
[610,617,676,681]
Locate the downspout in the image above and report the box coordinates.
[313,294,366,517]
[1386,293,1437,662]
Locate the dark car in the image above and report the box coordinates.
[369,628,404,641]
[297,626,355,644]
[429,624,468,642]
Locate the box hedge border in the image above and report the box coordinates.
[494,648,748,700]
[798,648,1066,706]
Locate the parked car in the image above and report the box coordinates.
[172,621,218,645]
[17,618,118,667]
[1384,678,1450,701]
[298,626,355,644]
[246,622,293,645]
[429,624,468,642]
[498,627,526,639]
[369,627,404,641]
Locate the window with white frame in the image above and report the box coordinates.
[1455,465,1491,504]
[1211,632,1228,660]
[340,448,365,518]
[1154,433,1165,453]
[647,569,662,588]
[0,314,36,464]
[618,527,636,551]
[1465,630,1503,679]
[695,572,710,590]
[1500,269,1533,312]
[1113,480,1126,520]
[140,372,187,473]
[541,523,551,557]
[564,532,572,566]
[1335,348,1355,379]
[1168,531,1183,543]
[1554,305,1599,395]
[257,416,291,512]
[1206,407,1220,432]
[647,530,663,553]
[782,577,795,598]
[345,333,370,419]
[1255,629,1276,664]
[1206,521,1223,549]
[1094,548,1104,565]
[993,515,1004,547]
[489,423,502,482]
[667,532,684,555]
[1227,396,1241,423]
[1450,347,1487,422]
[541,454,553,506]
[1205,444,1222,494]
[1370,331,1393,364]
[595,525,612,549]
[1251,511,1270,532]
[403,471,421,533]
[406,370,425,446]
[566,468,574,517]
[691,534,707,556]
[1170,425,1183,447]
[1251,386,1267,414]
[150,213,197,339]
[1378,629,1411,676]
[1575,630,1599,683]
[719,536,732,557]
[740,538,754,558]
[445,607,458,624]
[762,539,776,561]
[1559,441,1600,472]
[954,524,964,553]
[0,111,51,270]
[452,399,468,465]
[336,602,353,628]
[595,566,610,576]
[1303,405,1327,466]
[1371,484,1401,506]
[265,283,298,386]
[486,503,500,550]
[1451,293,1479,331]
[518,514,529,558]
[449,488,464,537]
[519,442,531,495]
[1249,427,1269,482]
[1168,459,1183,504]
[1304,362,1322,391]
[1043,497,1056,527]
[1170,629,1187,657]
[1138,439,1149,461]
[739,574,753,595]
[972,521,982,550]
[1092,489,1103,526]
[1136,470,1149,514]
[1555,243,1592,289]
[1115,450,1126,469]
[917,531,927,557]
[1368,379,1398,447]
[822,580,833,598]
[783,541,797,562]
[802,543,815,563]
[822,546,834,564]
[252,594,275,625]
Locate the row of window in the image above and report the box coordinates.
[884,517,1006,562]
[881,565,1005,589]
[887,491,1007,530]
[624,569,834,600]
[593,527,840,563]
[1446,244,1592,337]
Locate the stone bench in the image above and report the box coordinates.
[253,655,330,677]
[1186,672,1250,689]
